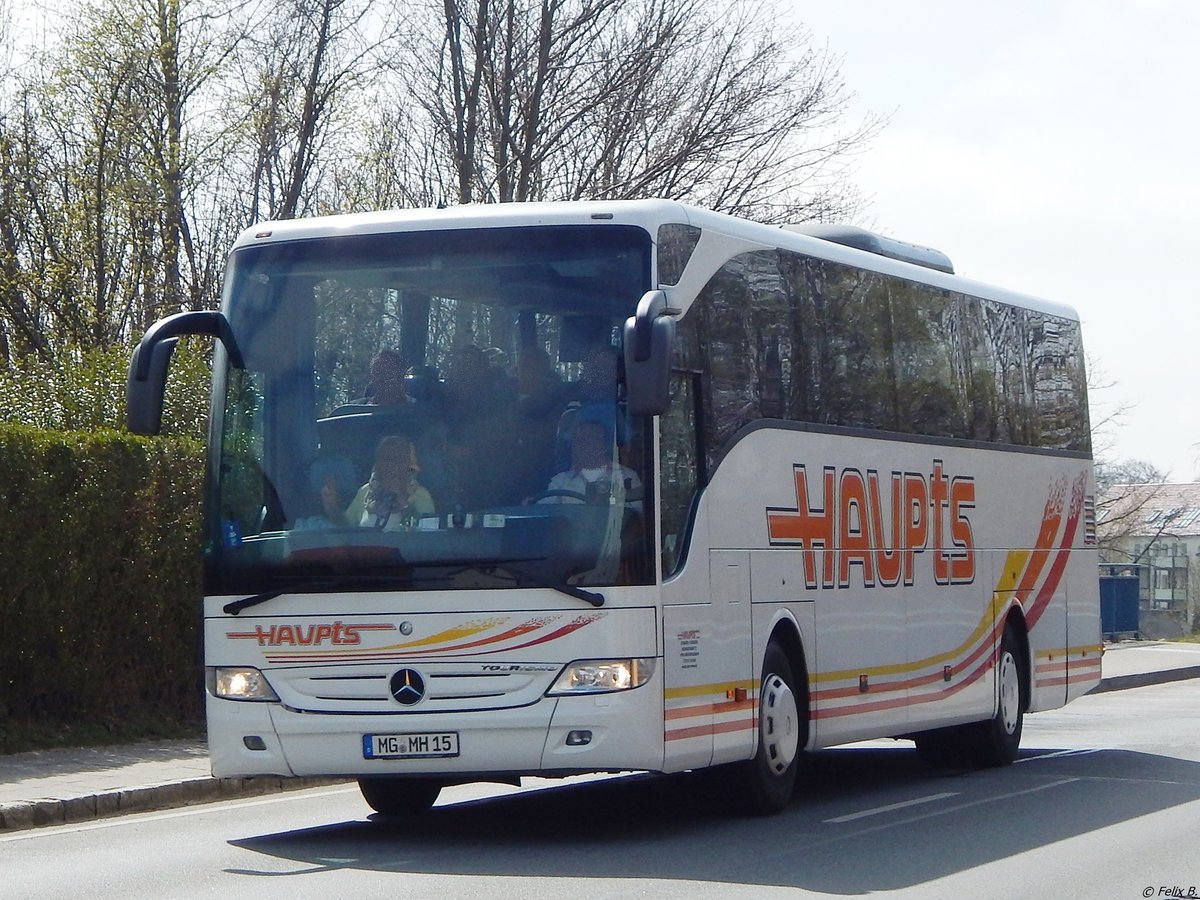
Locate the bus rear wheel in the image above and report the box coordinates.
[358,777,442,816]
[967,623,1025,766]
[914,623,1026,768]
[731,642,802,814]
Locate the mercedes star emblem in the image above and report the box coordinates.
[389,668,426,705]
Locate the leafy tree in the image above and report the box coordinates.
[0,340,212,440]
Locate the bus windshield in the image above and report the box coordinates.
[207,224,654,597]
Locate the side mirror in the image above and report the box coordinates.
[126,310,242,435]
[623,290,675,417]
[127,337,179,435]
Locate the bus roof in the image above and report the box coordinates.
[231,199,1079,323]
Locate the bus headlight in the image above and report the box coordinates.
[208,666,280,702]
[547,658,655,695]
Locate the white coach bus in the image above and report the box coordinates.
[127,200,1100,815]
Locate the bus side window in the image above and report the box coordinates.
[660,371,703,576]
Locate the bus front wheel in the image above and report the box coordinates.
[358,777,442,816]
[732,642,802,814]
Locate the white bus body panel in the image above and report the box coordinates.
[661,425,1098,765]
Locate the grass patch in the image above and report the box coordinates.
[0,716,204,756]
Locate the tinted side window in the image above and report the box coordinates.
[676,249,1090,470]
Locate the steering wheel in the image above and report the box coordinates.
[528,489,590,504]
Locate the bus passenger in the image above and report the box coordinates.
[293,456,357,529]
[346,436,435,530]
[444,344,518,508]
[364,349,412,407]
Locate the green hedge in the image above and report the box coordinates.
[0,424,205,745]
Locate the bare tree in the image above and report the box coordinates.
[1088,351,1171,561]
[227,0,401,221]
[1095,460,1169,560]
[400,0,877,217]
[326,102,454,210]
[1,0,881,375]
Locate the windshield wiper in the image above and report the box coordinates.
[223,572,421,615]
[442,558,605,607]
[225,588,287,616]
[504,566,605,608]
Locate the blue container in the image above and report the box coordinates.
[1099,573,1140,636]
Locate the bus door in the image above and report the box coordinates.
[660,550,755,772]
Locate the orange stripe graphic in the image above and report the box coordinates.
[813,650,996,719]
[666,717,757,742]
[1012,478,1067,607]
[265,614,602,663]
[1026,474,1085,630]
[665,699,755,721]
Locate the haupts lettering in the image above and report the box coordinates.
[766,460,975,589]
[227,622,397,647]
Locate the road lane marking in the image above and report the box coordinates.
[806,778,1081,849]
[1016,748,1103,763]
[824,792,960,823]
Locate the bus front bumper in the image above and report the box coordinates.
[206,680,666,779]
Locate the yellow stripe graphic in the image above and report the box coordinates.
[371,617,508,652]
[664,679,756,701]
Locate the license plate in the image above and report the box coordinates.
[363,732,460,759]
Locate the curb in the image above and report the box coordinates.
[1088,665,1200,695]
[0,775,347,833]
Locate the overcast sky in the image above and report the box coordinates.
[797,0,1199,480]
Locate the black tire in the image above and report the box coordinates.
[913,623,1026,769]
[912,727,963,769]
[730,642,804,815]
[358,777,442,816]
[968,623,1025,767]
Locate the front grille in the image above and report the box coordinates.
[270,662,559,713]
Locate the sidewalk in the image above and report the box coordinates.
[0,739,343,832]
[3,641,1199,832]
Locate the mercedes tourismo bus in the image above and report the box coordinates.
[127,200,1100,815]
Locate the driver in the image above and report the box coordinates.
[539,420,641,509]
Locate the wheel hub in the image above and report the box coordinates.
[998,651,1020,735]
[760,673,800,774]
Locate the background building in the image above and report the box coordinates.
[1098,482,1200,637]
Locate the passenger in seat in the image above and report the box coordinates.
[293,456,357,529]
[346,436,436,529]
[364,349,412,407]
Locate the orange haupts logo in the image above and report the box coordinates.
[227,622,397,647]
[766,460,975,589]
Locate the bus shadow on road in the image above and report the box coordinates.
[228,745,1200,893]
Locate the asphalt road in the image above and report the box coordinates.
[3,681,1199,900]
